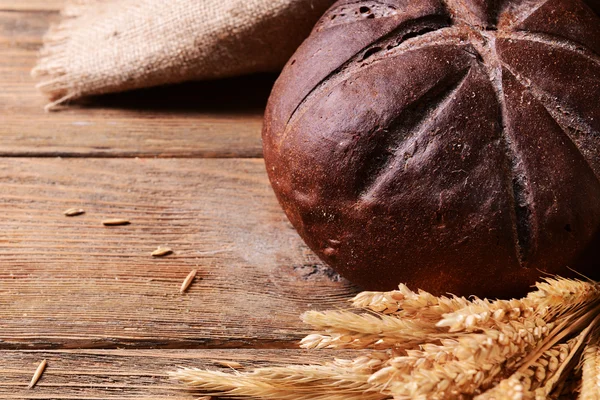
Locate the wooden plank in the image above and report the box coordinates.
[0,158,357,349]
[0,11,269,158]
[0,0,64,12]
[0,349,362,399]
[0,11,57,47]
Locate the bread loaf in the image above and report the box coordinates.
[263,0,600,298]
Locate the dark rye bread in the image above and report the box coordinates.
[262,0,600,298]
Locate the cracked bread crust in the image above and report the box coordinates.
[262,0,600,298]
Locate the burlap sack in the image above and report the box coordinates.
[32,0,336,110]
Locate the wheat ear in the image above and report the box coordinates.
[438,278,600,335]
[300,310,447,350]
[475,372,535,400]
[171,364,389,400]
[527,277,600,317]
[352,284,472,321]
[173,276,600,400]
[476,331,584,400]
[580,325,600,400]
[368,316,553,398]
[436,298,536,333]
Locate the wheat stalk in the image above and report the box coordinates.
[527,277,600,317]
[437,278,600,334]
[300,332,402,350]
[172,364,389,400]
[367,317,553,398]
[351,284,472,321]
[173,276,600,400]
[301,310,448,350]
[436,298,536,333]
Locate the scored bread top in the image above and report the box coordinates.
[263,0,600,298]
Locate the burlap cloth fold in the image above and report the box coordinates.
[32,0,335,110]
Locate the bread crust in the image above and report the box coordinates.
[263,0,600,298]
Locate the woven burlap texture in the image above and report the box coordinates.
[32,0,335,110]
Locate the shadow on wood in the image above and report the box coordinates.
[75,73,279,115]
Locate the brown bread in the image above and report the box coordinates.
[263,0,600,298]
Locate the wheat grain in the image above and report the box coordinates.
[102,218,130,226]
[214,360,244,369]
[478,309,600,400]
[63,208,85,216]
[475,372,534,400]
[460,320,552,366]
[517,302,600,374]
[304,281,589,398]
[28,359,47,389]
[370,341,458,381]
[389,358,504,399]
[581,345,600,400]
[151,247,173,257]
[533,323,592,399]
[180,269,198,293]
[528,340,574,391]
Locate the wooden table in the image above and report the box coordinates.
[0,2,358,398]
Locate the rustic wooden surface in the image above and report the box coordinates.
[0,2,358,398]
[0,349,362,399]
[0,9,267,158]
[0,158,354,349]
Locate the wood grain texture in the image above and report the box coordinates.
[0,158,357,349]
[0,11,269,158]
[0,5,356,399]
[0,11,56,47]
[0,349,363,399]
